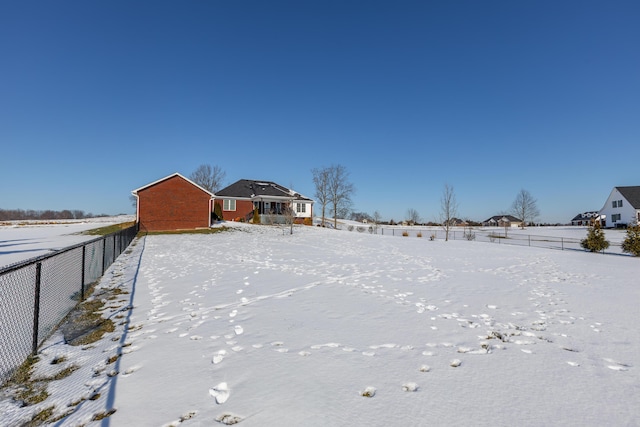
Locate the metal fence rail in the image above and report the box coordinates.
[337,224,625,255]
[0,224,138,386]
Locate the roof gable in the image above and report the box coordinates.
[616,186,640,209]
[132,173,214,197]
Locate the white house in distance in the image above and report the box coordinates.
[599,186,640,228]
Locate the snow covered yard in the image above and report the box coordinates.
[0,216,135,268]
[1,223,638,426]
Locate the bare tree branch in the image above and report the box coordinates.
[439,184,458,241]
[511,189,540,228]
[189,164,226,193]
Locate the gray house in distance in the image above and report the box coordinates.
[482,215,523,228]
[570,211,603,226]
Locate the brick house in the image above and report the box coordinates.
[132,173,214,232]
[214,179,313,223]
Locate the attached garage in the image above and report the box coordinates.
[132,173,213,232]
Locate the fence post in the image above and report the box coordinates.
[561,238,564,251]
[32,262,42,356]
[528,235,531,246]
[81,246,86,301]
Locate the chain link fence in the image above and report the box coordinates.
[0,224,138,386]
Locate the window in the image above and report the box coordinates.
[296,203,306,213]
[223,199,236,211]
[612,214,621,222]
[619,200,623,207]
[612,201,617,208]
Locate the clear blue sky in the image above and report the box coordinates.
[1,1,638,224]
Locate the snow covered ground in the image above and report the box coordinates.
[0,216,135,268]
[0,222,638,426]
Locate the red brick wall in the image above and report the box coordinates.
[221,200,253,221]
[137,175,211,231]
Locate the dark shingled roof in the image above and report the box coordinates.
[571,211,599,221]
[617,186,640,209]
[216,179,312,201]
[483,215,522,223]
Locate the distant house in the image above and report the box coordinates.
[599,186,640,228]
[482,215,523,228]
[132,173,213,232]
[451,218,469,227]
[570,211,603,226]
[214,179,313,223]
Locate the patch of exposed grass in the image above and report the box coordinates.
[3,355,49,407]
[50,356,67,365]
[92,408,116,421]
[49,365,79,381]
[59,296,117,346]
[143,226,230,236]
[23,405,55,427]
[107,354,121,364]
[81,221,136,236]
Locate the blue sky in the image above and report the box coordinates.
[1,1,638,223]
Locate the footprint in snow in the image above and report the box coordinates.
[234,325,244,335]
[604,358,631,371]
[209,382,230,404]
[360,386,376,397]
[212,350,228,364]
[402,382,419,392]
[216,413,243,425]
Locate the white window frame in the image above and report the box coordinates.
[223,199,236,211]
[296,203,306,213]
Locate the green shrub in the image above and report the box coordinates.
[621,224,640,256]
[580,222,610,252]
[252,208,261,224]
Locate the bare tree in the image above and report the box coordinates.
[189,164,226,193]
[439,183,458,241]
[511,189,540,228]
[282,198,296,235]
[372,210,382,234]
[312,167,330,227]
[328,164,355,229]
[406,208,421,225]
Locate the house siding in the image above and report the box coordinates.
[137,175,211,231]
[600,187,640,228]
